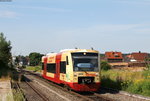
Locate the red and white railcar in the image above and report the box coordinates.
[41,49,101,91]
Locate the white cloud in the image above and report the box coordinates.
[25,6,72,13]
[134,28,150,34]
[86,24,140,32]
[50,23,149,47]
[8,23,150,55]
[58,24,142,36]
[0,4,72,13]
[116,0,150,5]
[0,11,17,18]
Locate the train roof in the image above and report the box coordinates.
[60,49,99,53]
[42,49,99,58]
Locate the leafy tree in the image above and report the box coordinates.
[29,52,43,66]
[0,32,12,68]
[101,61,111,71]
[14,55,29,67]
[15,56,19,65]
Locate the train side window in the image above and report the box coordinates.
[47,63,56,73]
[66,56,69,65]
[60,62,66,73]
[42,63,44,70]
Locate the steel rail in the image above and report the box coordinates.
[25,71,94,101]
[24,77,49,101]
[23,70,114,101]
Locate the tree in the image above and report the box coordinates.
[15,55,29,67]
[29,52,43,66]
[0,32,12,69]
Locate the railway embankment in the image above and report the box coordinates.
[0,69,25,101]
[0,80,14,101]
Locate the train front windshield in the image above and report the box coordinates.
[72,53,99,71]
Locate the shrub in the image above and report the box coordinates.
[101,75,122,90]
[101,61,111,71]
[146,64,150,70]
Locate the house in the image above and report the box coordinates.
[105,51,123,62]
[127,51,148,62]
[126,51,149,67]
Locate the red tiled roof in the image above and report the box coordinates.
[105,52,123,59]
[131,52,148,61]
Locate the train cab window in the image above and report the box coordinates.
[42,63,44,70]
[47,64,56,73]
[66,56,69,65]
[60,62,66,73]
[72,53,99,71]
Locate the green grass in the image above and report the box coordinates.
[25,66,41,72]
[12,89,24,101]
[101,69,150,97]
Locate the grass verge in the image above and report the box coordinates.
[25,65,41,72]
[101,69,150,97]
[12,85,24,101]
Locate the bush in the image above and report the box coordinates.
[101,61,111,71]
[127,80,150,96]
[101,75,122,90]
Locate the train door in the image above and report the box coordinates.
[55,53,62,83]
[43,58,47,77]
[60,61,67,83]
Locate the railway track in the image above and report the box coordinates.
[22,70,113,101]
[24,77,49,101]
[21,70,150,101]
[19,75,50,101]
[16,70,150,101]
[11,81,26,100]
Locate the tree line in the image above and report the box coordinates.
[0,32,12,69]
[15,52,44,67]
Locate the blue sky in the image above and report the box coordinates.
[0,0,150,55]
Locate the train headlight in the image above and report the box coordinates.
[74,73,77,77]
